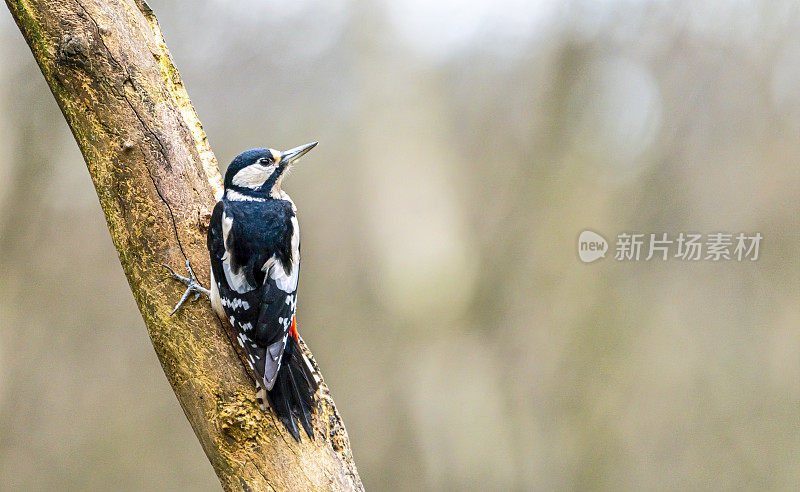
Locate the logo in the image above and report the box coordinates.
[577,230,762,263]
[578,230,608,263]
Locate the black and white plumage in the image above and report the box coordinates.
[168,143,319,441]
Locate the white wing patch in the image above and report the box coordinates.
[220,209,257,293]
[222,210,233,245]
[221,296,250,310]
[261,215,300,293]
[223,261,256,293]
[286,293,297,311]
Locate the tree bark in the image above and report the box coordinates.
[4,0,363,490]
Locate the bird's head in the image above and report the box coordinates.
[223,142,317,199]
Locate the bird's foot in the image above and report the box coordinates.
[163,259,211,315]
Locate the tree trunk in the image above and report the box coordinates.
[3,0,363,490]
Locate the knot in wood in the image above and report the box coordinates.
[219,395,262,443]
[58,32,90,66]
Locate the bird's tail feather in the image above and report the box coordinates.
[260,337,318,441]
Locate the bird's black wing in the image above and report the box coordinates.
[209,199,315,440]
[208,199,297,388]
[208,200,271,377]
[244,201,298,391]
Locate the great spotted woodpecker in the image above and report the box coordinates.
[165,142,319,441]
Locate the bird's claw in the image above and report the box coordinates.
[163,259,211,315]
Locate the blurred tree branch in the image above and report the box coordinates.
[3,0,362,490]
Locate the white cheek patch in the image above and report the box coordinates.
[232,164,275,189]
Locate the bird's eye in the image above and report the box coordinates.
[258,157,271,166]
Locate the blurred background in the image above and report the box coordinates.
[1,0,799,489]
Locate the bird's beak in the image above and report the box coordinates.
[279,141,318,166]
